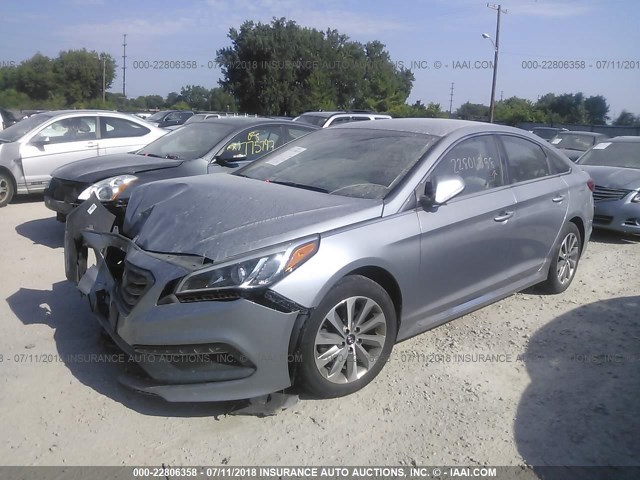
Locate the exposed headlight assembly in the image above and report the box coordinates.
[176,236,319,294]
[78,175,138,202]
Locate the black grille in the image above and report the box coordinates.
[593,185,631,202]
[177,290,240,303]
[46,178,89,203]
[593,215,613,225]
[119,262,154,311]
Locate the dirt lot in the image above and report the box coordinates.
[1,197,638,467]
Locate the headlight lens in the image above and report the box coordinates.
[78,175,137,202]
[632,191,640,203]
[176,237,319,294]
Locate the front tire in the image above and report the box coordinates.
[538,222,582,294]
[0,172,14,208]
[295,275,397,399]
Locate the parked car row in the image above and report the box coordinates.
[0,110,167,207]
[45,118,318,221]
[62,118,597,403]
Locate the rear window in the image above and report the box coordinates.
[294,114,329,127]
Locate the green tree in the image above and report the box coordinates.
[613,110,640,126]
[180,85,210,110]
[584,95,610,125]
[455,102,489,121]
[53,49,116,104]
[216,18,412,115]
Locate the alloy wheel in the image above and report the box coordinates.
[556,232,579,285]
[0,177,8,203]
[313,296,387,384]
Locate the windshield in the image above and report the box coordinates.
[532,128,560,140]
[237,128,439,199]
[294,114,329,127]
[550,133,598,151]
[578,142,640,169]
[146,111,170,122]
[0,113,50,143]
[137,122,236,160]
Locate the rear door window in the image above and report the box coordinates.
[500,135,551,183]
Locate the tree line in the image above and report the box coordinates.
[0,18,637,126]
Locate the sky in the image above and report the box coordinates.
[2,0,640,118]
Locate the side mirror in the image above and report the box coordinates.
[419,176,465,209]
[29,138,50,150]
[216,148,247,166]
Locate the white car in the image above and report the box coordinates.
[293,111,392,128]
[0,110,167,207]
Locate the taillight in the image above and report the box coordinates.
[587,178,595,192]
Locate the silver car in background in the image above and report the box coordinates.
[65,119,593,402]
[0,110,166,207]
[577,136,640,234]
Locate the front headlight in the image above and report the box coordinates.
[176,237,319,294]
[631,191,640,203]
[78,175,137,202]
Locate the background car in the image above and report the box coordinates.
[530,126,568,141]
[0,108,18,131]
[44,118,318,221]
[293,110,392,127]
[145,110,194,128]
[549,131,609,161]
[0,110,167,207]
[577,136,640,234]
[64,118,593,403]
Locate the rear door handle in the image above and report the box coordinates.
[86,141,98,148]
[552,194,565,203]
[494,210,514,222]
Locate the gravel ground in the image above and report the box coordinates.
[1,197,638,467]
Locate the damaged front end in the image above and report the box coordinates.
[64,196,302,403]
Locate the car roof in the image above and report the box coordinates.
[40,109,144,118]
[298,111,380,118]
[557,131,606,136]
[602,136,640,143]
[200,117,305,126]
[332,117,524,137]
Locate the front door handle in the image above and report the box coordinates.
[86,141,98,148]
[494,210,514,222]
[552,194,565,203]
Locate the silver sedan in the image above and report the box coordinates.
[65,118,594,401]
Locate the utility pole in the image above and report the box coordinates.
[449,82,455,117]
[122,33,127,97]
[102,56,106,104]
[500,90,504,102]
[486,3,507,123]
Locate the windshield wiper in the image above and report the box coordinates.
[139,153,181,159]
[267,180,329,193]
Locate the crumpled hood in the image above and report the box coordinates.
[124,174,383,262]
[52,153,184,183]
[580,165,640,190]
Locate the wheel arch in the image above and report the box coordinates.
[568,216,585,254]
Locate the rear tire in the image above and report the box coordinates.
[295,275,397,399]
[538,222,582,294]
[0,172,14,208]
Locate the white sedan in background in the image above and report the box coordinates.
[0,110,167,207]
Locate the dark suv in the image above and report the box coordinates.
[145,110,194,128]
